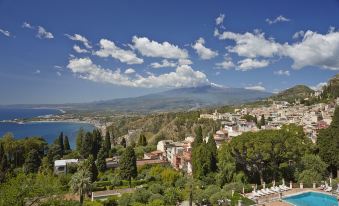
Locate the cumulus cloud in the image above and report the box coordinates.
[310,82,327,91]
[274,70,290,76]
[132,36,188,59]
[95,39,143,64]
[266,15,290,24]
[150,59,177,68]
[65,34,92,49]
[245,85,266,91]
[237,58,269,71]
[215,58,235,69]
[215,29,281,58]
[36,26,54,39]
[292,30,305,39]
[22,22,33,29]
[73,45,89,53]
[178,59,193,65]
[216,28,339,70]
[0,29,10,37]
[67,57,209,88]
[216,14,225,25]
[124,68,135,74]
[192,37,218,60]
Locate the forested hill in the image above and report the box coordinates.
[270,85,314,102]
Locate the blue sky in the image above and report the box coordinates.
[0,0,339,104]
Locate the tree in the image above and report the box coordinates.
[207,133,218,172]
[260,114,265,127]
[69,160,92,205]
[96,147,107,172]
[120,137,127,148]
[297,154,327,183]
[92,129,102,159]
[76,128,85,152]
[194,126,203,145]
[88,155,98,182]
[58,132,64,155]
[119,146,137,187]
[0,142,8,182]
[138,134,147,146]
[318,106,339,178]
[64,135,71,152]
[104,130,111,152]
[81,132,93,158]
[216,144,236,186]
[24,149,41,174]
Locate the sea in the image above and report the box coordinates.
[0,108,95,148]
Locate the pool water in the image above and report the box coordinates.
[283,192,338,206]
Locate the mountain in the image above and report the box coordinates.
[72,85,272,112]
[271,85,314,102]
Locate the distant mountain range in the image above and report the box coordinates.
[69,85,272,112]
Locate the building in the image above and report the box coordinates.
[54,159,79,174]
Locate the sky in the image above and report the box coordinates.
[0,0,339,104]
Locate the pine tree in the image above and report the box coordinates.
[96,147,107,172]
[64,135,71,151]
[24,149,41,174]
[121,137,127,148]
[207,133,218,172]
[120,146,137,187]
[58,132,64,155]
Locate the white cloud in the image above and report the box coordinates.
[0,29,10,37]
[215,29,281,58]
[124,68,135,74]
[216,28,339,70]
[34,69,41,74]
[192,37,218,60]
[132,36,188,59]
[245,85,266,91]
[282,30,339,70]
[67,57,208,88]
[178,59,193,65]
[216,14,225,25]
[293,30,305,39]
[65,34,92,49]
[274,70,290,76]
[150,59,177,68]
[22,22,33,29]
[54,65,63,70]
[73,45,89,53]
[95,39,143,64]
[266,15,290,25]
[237,58,269,71]
[56,71,62,76]
[215,58,235,69]
[310,82,327,91]
[36,26,54,39]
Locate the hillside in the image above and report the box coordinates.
[321,74,339,99]
[271,85,314,102]
[70,85,272,112]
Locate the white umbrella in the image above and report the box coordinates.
[263,182,266,189]
[282,178,285,186]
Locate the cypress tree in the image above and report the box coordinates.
[0,143,8,182]
[96,147,107,172]
[104,130,111,151]
[64,135,71,151]
[119,146,137,187]
[260,114,266,126]
[121,137,127,148]
[207,133,218,172]
[88,155,98,182]
[82,132,93,158]
[194,125,203,145]
[138,134,147,146]
[76,128,85,152]
[58,132,64,155]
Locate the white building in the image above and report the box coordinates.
[54,159,79,174]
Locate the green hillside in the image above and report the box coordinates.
[271,85,314,102]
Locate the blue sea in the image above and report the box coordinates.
[0,108,95,148]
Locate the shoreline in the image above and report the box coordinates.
[0,119,99,128]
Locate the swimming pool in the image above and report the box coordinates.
[283,192,338,206]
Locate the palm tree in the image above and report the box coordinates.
[69,160,92,205]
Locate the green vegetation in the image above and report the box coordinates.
[271,85,314,103]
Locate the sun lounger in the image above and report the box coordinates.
[279,185,288,191]
[324,186,332,192]
[257,190,266,196]
[264,188,275,194]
